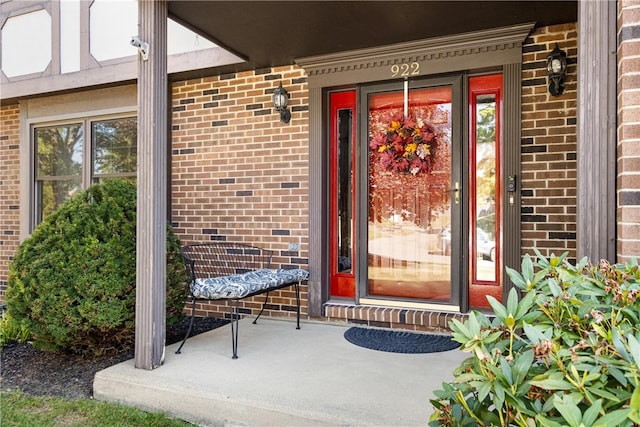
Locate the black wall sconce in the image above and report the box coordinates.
[273,83,291,123]
[546,43,567,96]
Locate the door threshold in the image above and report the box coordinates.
[358,297,460,312]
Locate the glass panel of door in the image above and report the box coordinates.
[366,83,454,302]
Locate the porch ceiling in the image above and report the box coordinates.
[168,0,577,75]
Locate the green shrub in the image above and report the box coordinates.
[5,179,189,357]
[0,312,30,347]
[430,250,640,427]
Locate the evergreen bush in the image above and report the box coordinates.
[430,250,640,427]
[0,312,30,347]
[5,179,188,357]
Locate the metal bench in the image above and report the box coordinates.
[175,242,309,358]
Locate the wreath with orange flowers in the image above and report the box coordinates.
[369,112,439,175]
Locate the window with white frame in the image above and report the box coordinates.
[33,116,136,224]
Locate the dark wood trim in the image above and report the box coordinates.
[297,23,534,88]
[577,0,617,262]
[503,62,522,293]
[307,86,326,317]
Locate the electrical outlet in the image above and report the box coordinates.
[288,242,300,251]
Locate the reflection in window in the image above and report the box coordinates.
[367,86,453,302]
[35,124,83,222]
[34,117,136,224]
[93,118,137,176]
[474,94,497,283]
[336,108,353,274]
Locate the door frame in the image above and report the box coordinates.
[357,75,464,309]
[299,24,529,316]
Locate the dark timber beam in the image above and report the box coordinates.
[135,0,168,370]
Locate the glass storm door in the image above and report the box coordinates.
[363,77,461,305]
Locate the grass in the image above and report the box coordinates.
[0,391,194,426]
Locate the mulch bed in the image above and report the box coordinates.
[0,316,228,399]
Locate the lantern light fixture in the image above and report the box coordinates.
[546,43,567,96]
[273,83,291,123]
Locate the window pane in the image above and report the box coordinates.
[36,178,82,223]
[337,108,353,274]
[91,176,137,187]
[474,94,497,283]
[1,9,51,77]
[36,124,83,178]
[89,0,137,62]
[92,118,137,175]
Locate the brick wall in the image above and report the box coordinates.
[0,103,21,302]
[521,24,578,262]
[617,0,640,261]
[170,65,310,320]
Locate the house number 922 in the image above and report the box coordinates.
[390,62,420,77]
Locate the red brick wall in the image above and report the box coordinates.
[617,0,640,261]
[170,66,310,320]
[521,24,578,261]
[0,103,21,302]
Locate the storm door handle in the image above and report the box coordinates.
[450,182,460,205]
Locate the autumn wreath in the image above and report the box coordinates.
[369,112,439,175]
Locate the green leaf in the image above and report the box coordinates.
[553,394,582,427]
[522,254,534,284]
[477,380,492,402]
[506,266,527,290]
[512,350,534,386]
[450,318,472,340]
[530,377,574,391]
[466,312,482,337]
[515,289,536,320]
[627,334,640,370]
[500,357,514,385]
[593,408,633,427]
[486,295,507,320]
[454,373,490,383]
[536,415,566,427]
[630,387,640,411]
[493,382,505,410]
[576,256,589,272]
[612,328,631,362]
[522,322,547,344]
[587,385,622,402]
[582,399,602,427]
[607,366,628,387]
[506,287,519,318]
[548,278,562,298]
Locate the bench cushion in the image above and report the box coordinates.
[191,268,309,300]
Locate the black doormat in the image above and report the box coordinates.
[344,327,460,354]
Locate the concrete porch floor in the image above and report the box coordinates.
[93,318,468,426]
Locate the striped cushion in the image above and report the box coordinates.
[191,268,309,300]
